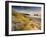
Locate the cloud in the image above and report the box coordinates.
[12,6,41,16]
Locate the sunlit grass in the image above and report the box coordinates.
[12,11,41,31]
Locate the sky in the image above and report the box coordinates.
[12,6,41,16]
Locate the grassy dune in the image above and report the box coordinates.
[12,11,41,31]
